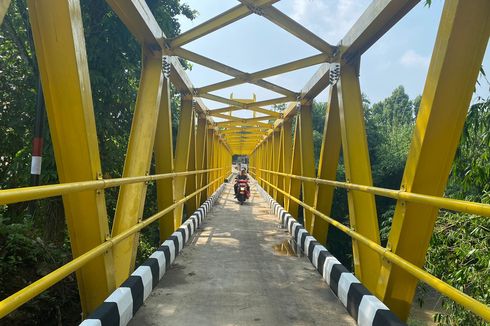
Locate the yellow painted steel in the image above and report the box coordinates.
[271,130,280,199]
[196,117,208,205]
[377,0,490,319]
[199,53,329,94]
[0,175,223,319]
[0,0,10,25]
[313,85,341,243]
[4,0,490,321]
[297,103,316,233]
[112,51,164,285]
[337,61,381,293]
[281,118,293,211]
[288,117,302,218]
[155,75,176,241]
[185,116,198,216]
[27,0,115,313]
[173,96,194,226]
[259,177,490,322]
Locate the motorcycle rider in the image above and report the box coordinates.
[234,169,250,198]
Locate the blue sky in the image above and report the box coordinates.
[177,0,489,114]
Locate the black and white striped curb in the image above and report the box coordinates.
[256,184,405,326]
[80,184,225,326]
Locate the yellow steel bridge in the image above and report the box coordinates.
[0,0,489,324]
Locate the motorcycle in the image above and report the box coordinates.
[236,179,250,205]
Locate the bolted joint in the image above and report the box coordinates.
[245,3,263,16]
[329,63,341,85]
[162,56,171,78]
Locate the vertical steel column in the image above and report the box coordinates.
[173,95,194,226]
[111,51,164,285]
[28,0,115,313]
[206,128,214,197]
[313,85,342,243]
[196,117,207,204]
[282,118,293,211]
[337,60,381,293]
[185,115,198,217]
[378,0,490,319]
[275,124,285,206]
[272,130,281,199]
[155,74,175,241]
[298,103,316,233]
[288,117,302,218]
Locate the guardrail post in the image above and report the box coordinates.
[27,0,115,313]
[377,0,490,319]
[337,59,381,293]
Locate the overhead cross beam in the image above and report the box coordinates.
[239,0,336,56]
[208,106,281,117]
[199,53,329,94]
[173,48,297,98]
[169,0,279,48]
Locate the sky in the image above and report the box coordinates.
[176,0,490,115]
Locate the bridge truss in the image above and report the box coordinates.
[0,0,489,323]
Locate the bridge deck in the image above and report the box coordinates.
[129,183,355,325]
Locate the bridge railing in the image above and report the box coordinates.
[250,168,490,321]
[0,168,226,318]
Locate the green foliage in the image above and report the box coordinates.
[426,211,489,325]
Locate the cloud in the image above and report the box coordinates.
[288,0,370,43]
[400,50,430,68]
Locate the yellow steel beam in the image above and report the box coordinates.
[199,53,329,94]
[288,117,302,216]
[185,117,198,216]
[298,103,316,233]
[206,129,214,197]
[337,61,381,293]
[215,120,273,128]
[112,51,163,285]
[105,0,164,50]
[300,63,331,102]
[275,125,285,206]
[199,93,246,108]
[173,96,194,226]
[241,1,336,56]
[0,0,10,25]
[340,0,419,61]
[155,75,175,241]
[208,105,281,118]
[244,96,295,108]
[271,130,281,199]
[196,117,208,205]
[282,118,293,210]
[174,48,297,97]
[169,0,278,48]
[313,85,341,244]
[27,0,115,313]
[377,0,490,320]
